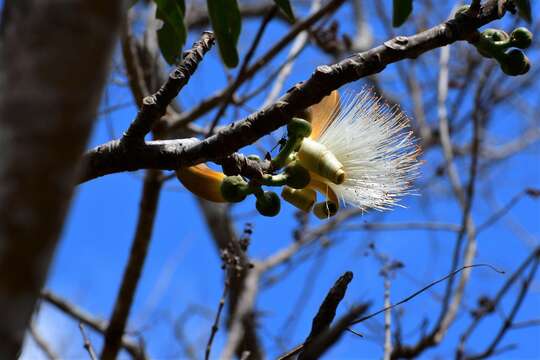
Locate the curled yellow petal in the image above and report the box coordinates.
[305,90,340,140]
[281,186,317,212]
[176,163,226,203]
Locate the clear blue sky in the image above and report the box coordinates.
[20,1,540,359]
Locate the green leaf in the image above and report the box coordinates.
[515,0,532,23]
[392,0,413,27]
[274,0,295,21]
[155,0,187,64]
[207,0,242,68]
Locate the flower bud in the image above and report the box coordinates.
[287,117,312,139]
[297,138,345,185]
[281,186,316,212]
[510,27,533,49]
[220,175,250,202]
[255,191,281,217]
[501,49,530,76]
[313,201,338,219]
[476,29,510,58]
[284,162,311,189]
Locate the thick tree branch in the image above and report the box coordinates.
[80,0,508,183]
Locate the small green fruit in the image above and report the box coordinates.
[510,27,533,49]
[221,176,250,202]
[287,117,312,138]
[255,191,281,217]
[501,49,530,76]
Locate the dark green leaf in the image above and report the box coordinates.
[155,0,187,64]
[274,0,295,21]
[515,0,532,23]
[392,0,413,27]
[207,0,242,68]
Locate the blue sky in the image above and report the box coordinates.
[19,1,540,359]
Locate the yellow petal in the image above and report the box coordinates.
[176,163,227,203]
[306,90,340,140]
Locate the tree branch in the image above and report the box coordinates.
[101,170,163,360]
[41,290,145,358]
[121,31,215,144]
[80,0,508,183]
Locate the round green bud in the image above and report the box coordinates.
[510,27,533,49]
[482,28,510,43]
[477,29,510,58]
[287,117,312,138]
[284,162,311,189]
[255,191,281,217]
[501,49,530,76]
[220,175,249,202]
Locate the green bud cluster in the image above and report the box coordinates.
[218,117,339,220]
[475,27,533,76]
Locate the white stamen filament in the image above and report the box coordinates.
[316,89,421,211]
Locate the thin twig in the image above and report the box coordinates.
[40,290,143,358]
[383,278,392,360]
[205,282,229,360]
[457,246,540,356]
[464,259,539,360]
[79,323,98,360]
[350,264,504,326]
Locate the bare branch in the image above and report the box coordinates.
[79,323,98,360]
[41,290,144,358]
[101,170,163,360]
[29,323,59,360]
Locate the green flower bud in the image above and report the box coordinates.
[313,201,338,219]
[287,117,312,139]
[284,162,311,189]
[220,175,250,202]
[510,27,533,49]
[476,29,511,59]
[501,49,530,76]
[255,191,281,217]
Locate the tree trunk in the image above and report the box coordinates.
[0,1,123,356]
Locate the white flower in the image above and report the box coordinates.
[304,89,421,212]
